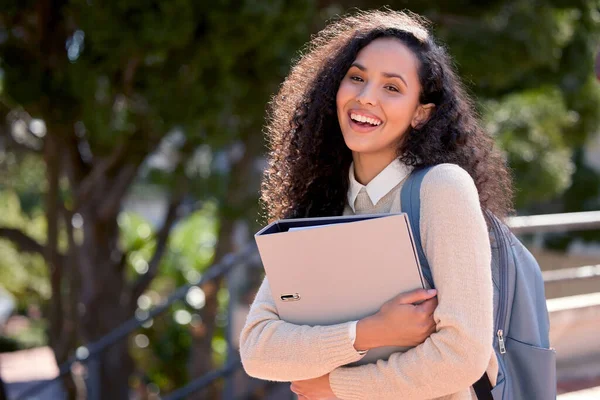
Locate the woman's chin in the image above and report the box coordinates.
[342,138,381,155]
[343,139,399,163]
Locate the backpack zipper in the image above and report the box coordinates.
[490,212,509,355]
[497,329,507,354]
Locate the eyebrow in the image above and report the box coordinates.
[350,62,409,88]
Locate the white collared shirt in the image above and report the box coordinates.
[347,159,413,212]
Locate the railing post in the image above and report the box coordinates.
[85,357,101,400]
[223,265,237,400]
[224,221,251,399]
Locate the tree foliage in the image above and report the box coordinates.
[1,0,314,398]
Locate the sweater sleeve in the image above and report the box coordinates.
[329,164,494,400]
[239,277,365,382]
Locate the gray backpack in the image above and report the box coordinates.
[401,166,556,400]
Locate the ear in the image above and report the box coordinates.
[411,103,435,129]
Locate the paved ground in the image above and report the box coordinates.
[0,347,58,382]
[0,347,63,399]
[558,386,600,399]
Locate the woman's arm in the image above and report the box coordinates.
[239,278,365,382]
[240,278,438,382]
[329,164,494,400]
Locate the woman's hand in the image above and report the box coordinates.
[290,374,337,400]
[354,288,438,350]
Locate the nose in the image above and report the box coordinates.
[356,82,378,106]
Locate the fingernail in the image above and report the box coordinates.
[427,289,437,295]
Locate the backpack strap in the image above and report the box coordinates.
[400,166,434,288]
[401,166,495,400]
[473,374,494,400]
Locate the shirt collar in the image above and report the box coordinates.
[347,159,412,212]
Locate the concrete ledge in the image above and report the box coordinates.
[547,292,600,313]
[544,266,600,299]
[507,211,600,234]
[549,293,600,383]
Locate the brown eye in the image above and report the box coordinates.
[385,85,399,92]
[350,76,364,82]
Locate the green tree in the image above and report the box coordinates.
[0,1,313,398]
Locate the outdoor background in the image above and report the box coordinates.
[1,1,600,399]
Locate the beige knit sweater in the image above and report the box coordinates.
[240,163,498,400]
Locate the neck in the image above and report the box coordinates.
[352,151,397,185]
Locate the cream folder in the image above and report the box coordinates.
[254,213,425,365]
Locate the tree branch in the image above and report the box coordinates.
[123,56,141,97]
[44,133,61,265]
[44,132,64,345]
[130,188,186,301]
[128,136,196,301]
[64,127,92,187]
[0,227,46,257]
[56,204,80,364]
[75,141,130,206]
[77,127,157,215]
[96,163,140,221]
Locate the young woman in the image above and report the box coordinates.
[240,9,513,400]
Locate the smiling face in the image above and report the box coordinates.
[336,37,434,167]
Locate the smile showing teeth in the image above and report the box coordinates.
[350,113,382,126]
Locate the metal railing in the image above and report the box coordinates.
[15,244,258,400]
[14,210,600,400]
[162,358,241,400]
[507,210,600,234]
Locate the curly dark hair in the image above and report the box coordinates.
[261,9,514,223]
